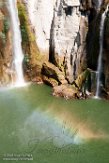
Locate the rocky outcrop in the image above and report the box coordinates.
[26,0,88,83]
[23,0,109,98]
[52,68,92,99]
[24,0,93,95]
[53,84,81,99]
[42,61,67,86]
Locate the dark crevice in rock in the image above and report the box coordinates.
[65,6,73,16]
[86,10,100,70]
[49,14,56,65]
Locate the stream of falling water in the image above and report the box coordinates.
[95,5,109,98]
[8,0,25,87]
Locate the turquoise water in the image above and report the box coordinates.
[0,84,109,163]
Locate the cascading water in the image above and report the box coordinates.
[95,5,109,98]
[8,0,25,87]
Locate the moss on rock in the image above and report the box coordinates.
[42,61,67,85]
[0,1,12,86]
[17,0,43,81]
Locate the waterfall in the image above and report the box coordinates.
[8,0,25,87]
[95,5,109,98]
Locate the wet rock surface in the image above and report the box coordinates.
[42,61,67,85]
[0,0,12,86]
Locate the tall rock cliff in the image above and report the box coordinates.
[24,0,109,98]
[0,0,109,98]
[23,1,93,87]
[26,0,88,82]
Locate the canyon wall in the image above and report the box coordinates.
[26,0,88,83]
[24,0,109,98]
[0,0,109,98]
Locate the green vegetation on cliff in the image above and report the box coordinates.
[17,1,43,81]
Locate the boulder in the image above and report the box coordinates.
[72,69,91,90]
[42,61,67,85]
[53,84,83,100]
[42,76,58,87]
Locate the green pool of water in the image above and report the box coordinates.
[0,84,109,163]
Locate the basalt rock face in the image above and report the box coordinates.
[0,1,12,86]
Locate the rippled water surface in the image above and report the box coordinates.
[0,84,109,163]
